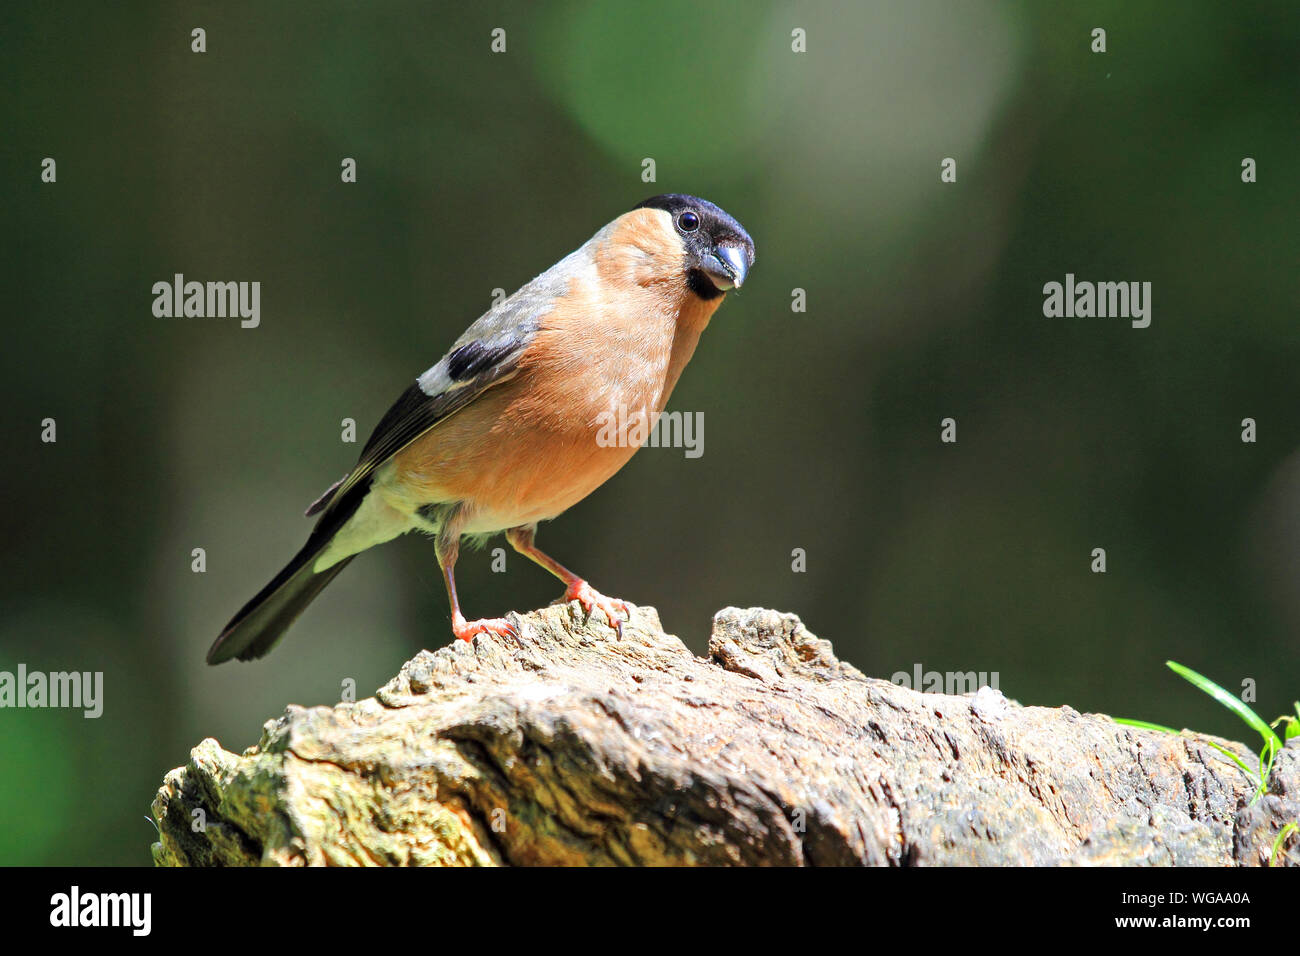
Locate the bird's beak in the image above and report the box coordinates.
[701,244,750,291]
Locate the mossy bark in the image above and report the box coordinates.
[152,603,1299,866]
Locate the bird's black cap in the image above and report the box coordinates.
[635,194,755,300]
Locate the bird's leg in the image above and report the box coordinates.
[506,525,629,638]
[435,520,516,643]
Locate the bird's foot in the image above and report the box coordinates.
[563,580,629,638]
[451,613,518,643]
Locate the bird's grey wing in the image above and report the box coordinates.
[309,268,569,518]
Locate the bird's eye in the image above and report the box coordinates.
[678,211,701,232]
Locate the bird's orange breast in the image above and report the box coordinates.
[385,212,721,532]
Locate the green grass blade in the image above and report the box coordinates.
[1166,661,1282,750]
[1270,822,1298,868]
[1114,718,1178,734]
[1272,714,1299,743]
[1254,739,1280,803]
[1202,739,1259,785]
[1288,708,1300,740]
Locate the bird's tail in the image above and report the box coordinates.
[207,480,369,665]
[206,538,354,664]
[200,538,351,665]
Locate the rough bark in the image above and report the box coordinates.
[152,603,1299,866]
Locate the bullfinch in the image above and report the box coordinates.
[207,194,755,664]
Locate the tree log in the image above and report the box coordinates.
[151,603,1299,866]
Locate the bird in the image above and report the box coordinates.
[206,194,755,665]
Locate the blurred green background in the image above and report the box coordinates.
[3,1,1298,865]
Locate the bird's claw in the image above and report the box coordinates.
[452,615,518,643]
[563,580,630,639]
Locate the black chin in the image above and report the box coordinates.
[686,269,726,301]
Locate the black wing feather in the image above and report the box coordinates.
[307,255,564,521]
[447,339,520,380]
[313,336,528,521]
